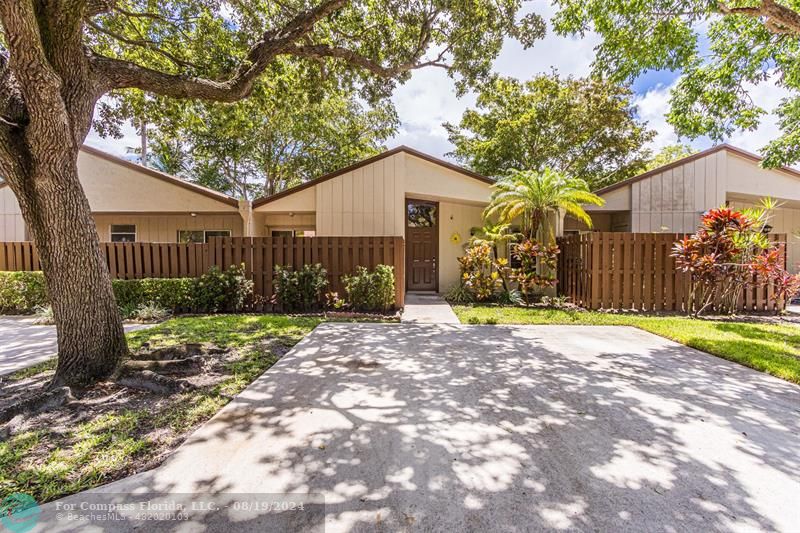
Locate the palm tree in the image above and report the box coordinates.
[484,168,604,242]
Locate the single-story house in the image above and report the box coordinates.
[0,145,247,243]
[570,144,800,273]
[251,146,495,291]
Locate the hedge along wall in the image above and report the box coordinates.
[0,269,247,315]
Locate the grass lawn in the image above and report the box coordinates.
[0,314,322,504]
[453,305,800,385]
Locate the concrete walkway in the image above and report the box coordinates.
[0,316,152,375]
[401,292,460,324]
[34,323,800,532]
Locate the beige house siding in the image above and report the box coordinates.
[0,186,26,241]
[590,147,800,235]
[439,202,485,291]
[254,148,493,291]
[257,213,316,236]
[630,149,726,233]
[405,156,489,205]
[258,186,316,213]
[315,153,406,237]
[93,213,244,242]
[78,149,239,214]
[0,148,243,243]
[726,153,800,201]
[581,145,800,273]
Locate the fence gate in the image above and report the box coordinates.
[557,232,787,313]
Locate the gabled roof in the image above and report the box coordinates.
[79,145,239,207]
[2,147,239,207]
[252,145,493,208]
[595,143,800,196]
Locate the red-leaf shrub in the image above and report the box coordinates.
[672,204,794,315]
[512,239,559,305]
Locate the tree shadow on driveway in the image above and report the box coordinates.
[36,323,800,532]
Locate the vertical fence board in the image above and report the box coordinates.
[558,232,788,313]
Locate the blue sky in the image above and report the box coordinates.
[86,3,788,164]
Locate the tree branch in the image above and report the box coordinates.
[289,44,449,77]
[92,0,349,99]
[86,20,198,69]
[718,0,800,36]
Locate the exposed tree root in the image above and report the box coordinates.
[133,343,228,361]
[115,369,196,394]
[122,356,205,374]
[0,386,73,425]
[111,343,232,394]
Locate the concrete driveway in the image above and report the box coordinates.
[0,316,151,375]
[36,323,800,532]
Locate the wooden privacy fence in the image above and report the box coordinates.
[557,232,787,313]
[0,237,406,309]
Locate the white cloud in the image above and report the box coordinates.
[632,76,793,159]
[632,84,683,152]
[388,1,601,158]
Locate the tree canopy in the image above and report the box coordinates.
[645,144,697,171]
[130,67,399,200]
[445,74,655,190]
[552,0,800,167]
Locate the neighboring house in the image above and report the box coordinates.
[0,145,247,243]
[570,144,800,273]
[252,146,494,291]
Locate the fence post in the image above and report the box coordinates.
[589,233,600,309]
[395,237,405,308]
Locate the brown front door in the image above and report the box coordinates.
[406,199,438,291]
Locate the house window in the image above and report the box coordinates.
[110,224,136,242]
[178,230,204,243]
[407,202,437,227]
[178,230,231,243]
[270,229,315,237]
[203,230,231,242]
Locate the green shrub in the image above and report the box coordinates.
[445,282,475,305]
[1,265,252,317]
[113,278,194,313]
[343,265,395,312]
[274,264,328,312]
[193,265,253,313]
[0,272,48,314]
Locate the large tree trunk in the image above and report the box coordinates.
[12,147,127,387]
[0,0,128,387]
